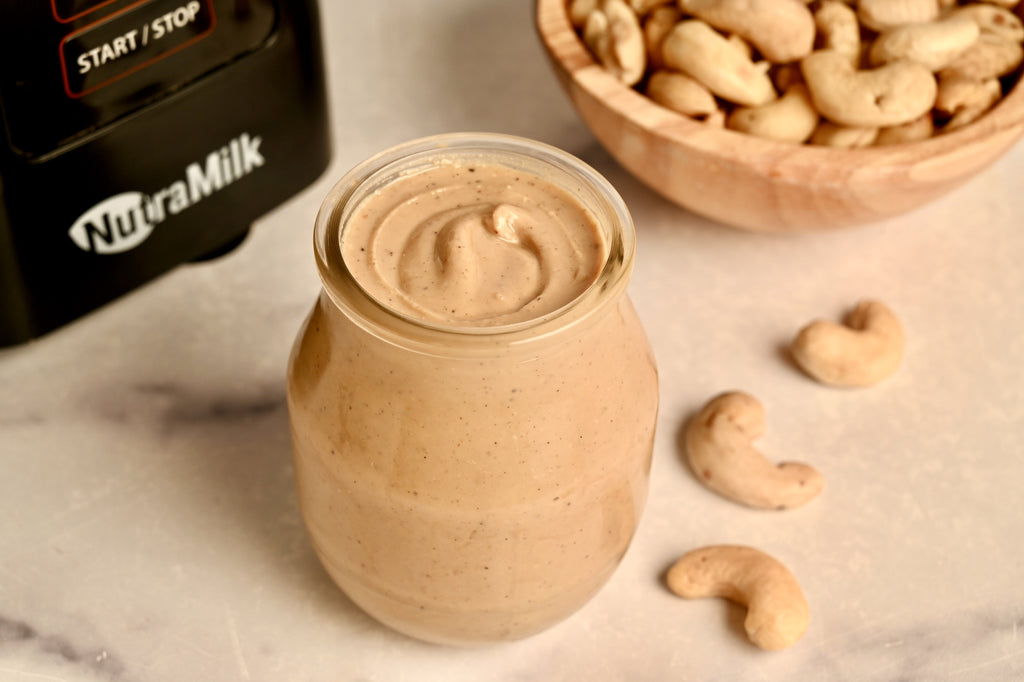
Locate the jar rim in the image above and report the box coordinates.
[313,132,636,348]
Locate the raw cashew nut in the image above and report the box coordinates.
[938,33,1024,81]
[582,0,647,86]
[685,391,824,510]
[874,113,935,145]
[646,70,721,117]
[936,73,1003,130]
[662,20,777,107]
[677,0,816,63]
[666,545,810,651]
[574,0,1024,144]
[869,16,981,72]
[948,4,1024,44]
[790,299,905,387]
[726,83,820,143]
[857,0,940,32]
[814,0,862,66]
[810,121,880,147]
[801,49,937,127]
[642,5,682,70]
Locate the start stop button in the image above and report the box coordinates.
[59,0,215,97]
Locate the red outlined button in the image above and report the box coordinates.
[59,0,216,98]
[52,0,122,23]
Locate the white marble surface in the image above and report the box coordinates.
[3,1,1024,680]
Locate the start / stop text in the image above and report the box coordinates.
[75,1,203,75]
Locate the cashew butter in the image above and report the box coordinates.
[341,161,605,326]
[287,134,658,645]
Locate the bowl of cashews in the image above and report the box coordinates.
[535,0,1024,232]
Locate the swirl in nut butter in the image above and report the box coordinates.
[341,161,605,326]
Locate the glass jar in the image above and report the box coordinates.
[286,133,658,646]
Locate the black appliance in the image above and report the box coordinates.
[0,0,331,346]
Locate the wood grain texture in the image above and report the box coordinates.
[535,0,1024,232]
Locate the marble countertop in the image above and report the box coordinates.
[3,2,1024,680]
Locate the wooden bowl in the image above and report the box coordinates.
[535,0,1024,232]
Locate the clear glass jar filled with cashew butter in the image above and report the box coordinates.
[286,133,659,646]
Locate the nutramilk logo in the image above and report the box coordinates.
[68,132,265,254]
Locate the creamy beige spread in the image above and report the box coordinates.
[341,160,605,325]
[289,148,659,645]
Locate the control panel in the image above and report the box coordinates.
[0,0,276,157]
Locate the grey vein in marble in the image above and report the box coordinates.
[133,381,285,425]
[0,614,124,681]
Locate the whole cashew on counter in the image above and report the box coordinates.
[571,0,1024,145]
[667,545,810,650]
[686,391,824,509]
[790,299,905,387]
